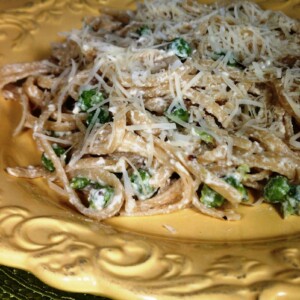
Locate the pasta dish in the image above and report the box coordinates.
[1,0,299,221]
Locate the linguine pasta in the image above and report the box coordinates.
[1,0,299,221]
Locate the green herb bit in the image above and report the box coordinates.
[41,144,66,172]
[224,175,249,202]
[130,169,155,200]
[211,51,245,69]
[168,38,192,59]
[263,175,290,203]
[70,177,91,190]
[41,153,55,172]
[88,186,114,209]
[86,107,111,126]
[52,144,66,157]
[200,184,225,208]
[78,89,104,112]
[136,25,151,36]
[169,107,190,122]
[237,164,250,178]
[194,129,214,144]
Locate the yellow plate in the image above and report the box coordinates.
[0,1,300,299]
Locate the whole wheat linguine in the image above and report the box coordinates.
[1,0,299,220]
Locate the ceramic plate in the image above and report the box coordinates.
[0,1,300,299]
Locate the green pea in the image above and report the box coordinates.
[168,38,192,59]
[282,185,300,217]
[41,153,55,172]
[200,184,225,208]
[263,175,290,203]
[78,89,104,112]
[136,25,151,36]
[224,175,249,202]
[86,107,111,126]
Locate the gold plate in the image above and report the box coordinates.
[0,1,300,299]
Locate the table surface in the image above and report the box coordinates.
[0,265,111,300]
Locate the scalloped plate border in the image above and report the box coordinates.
[0,1,300,299]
